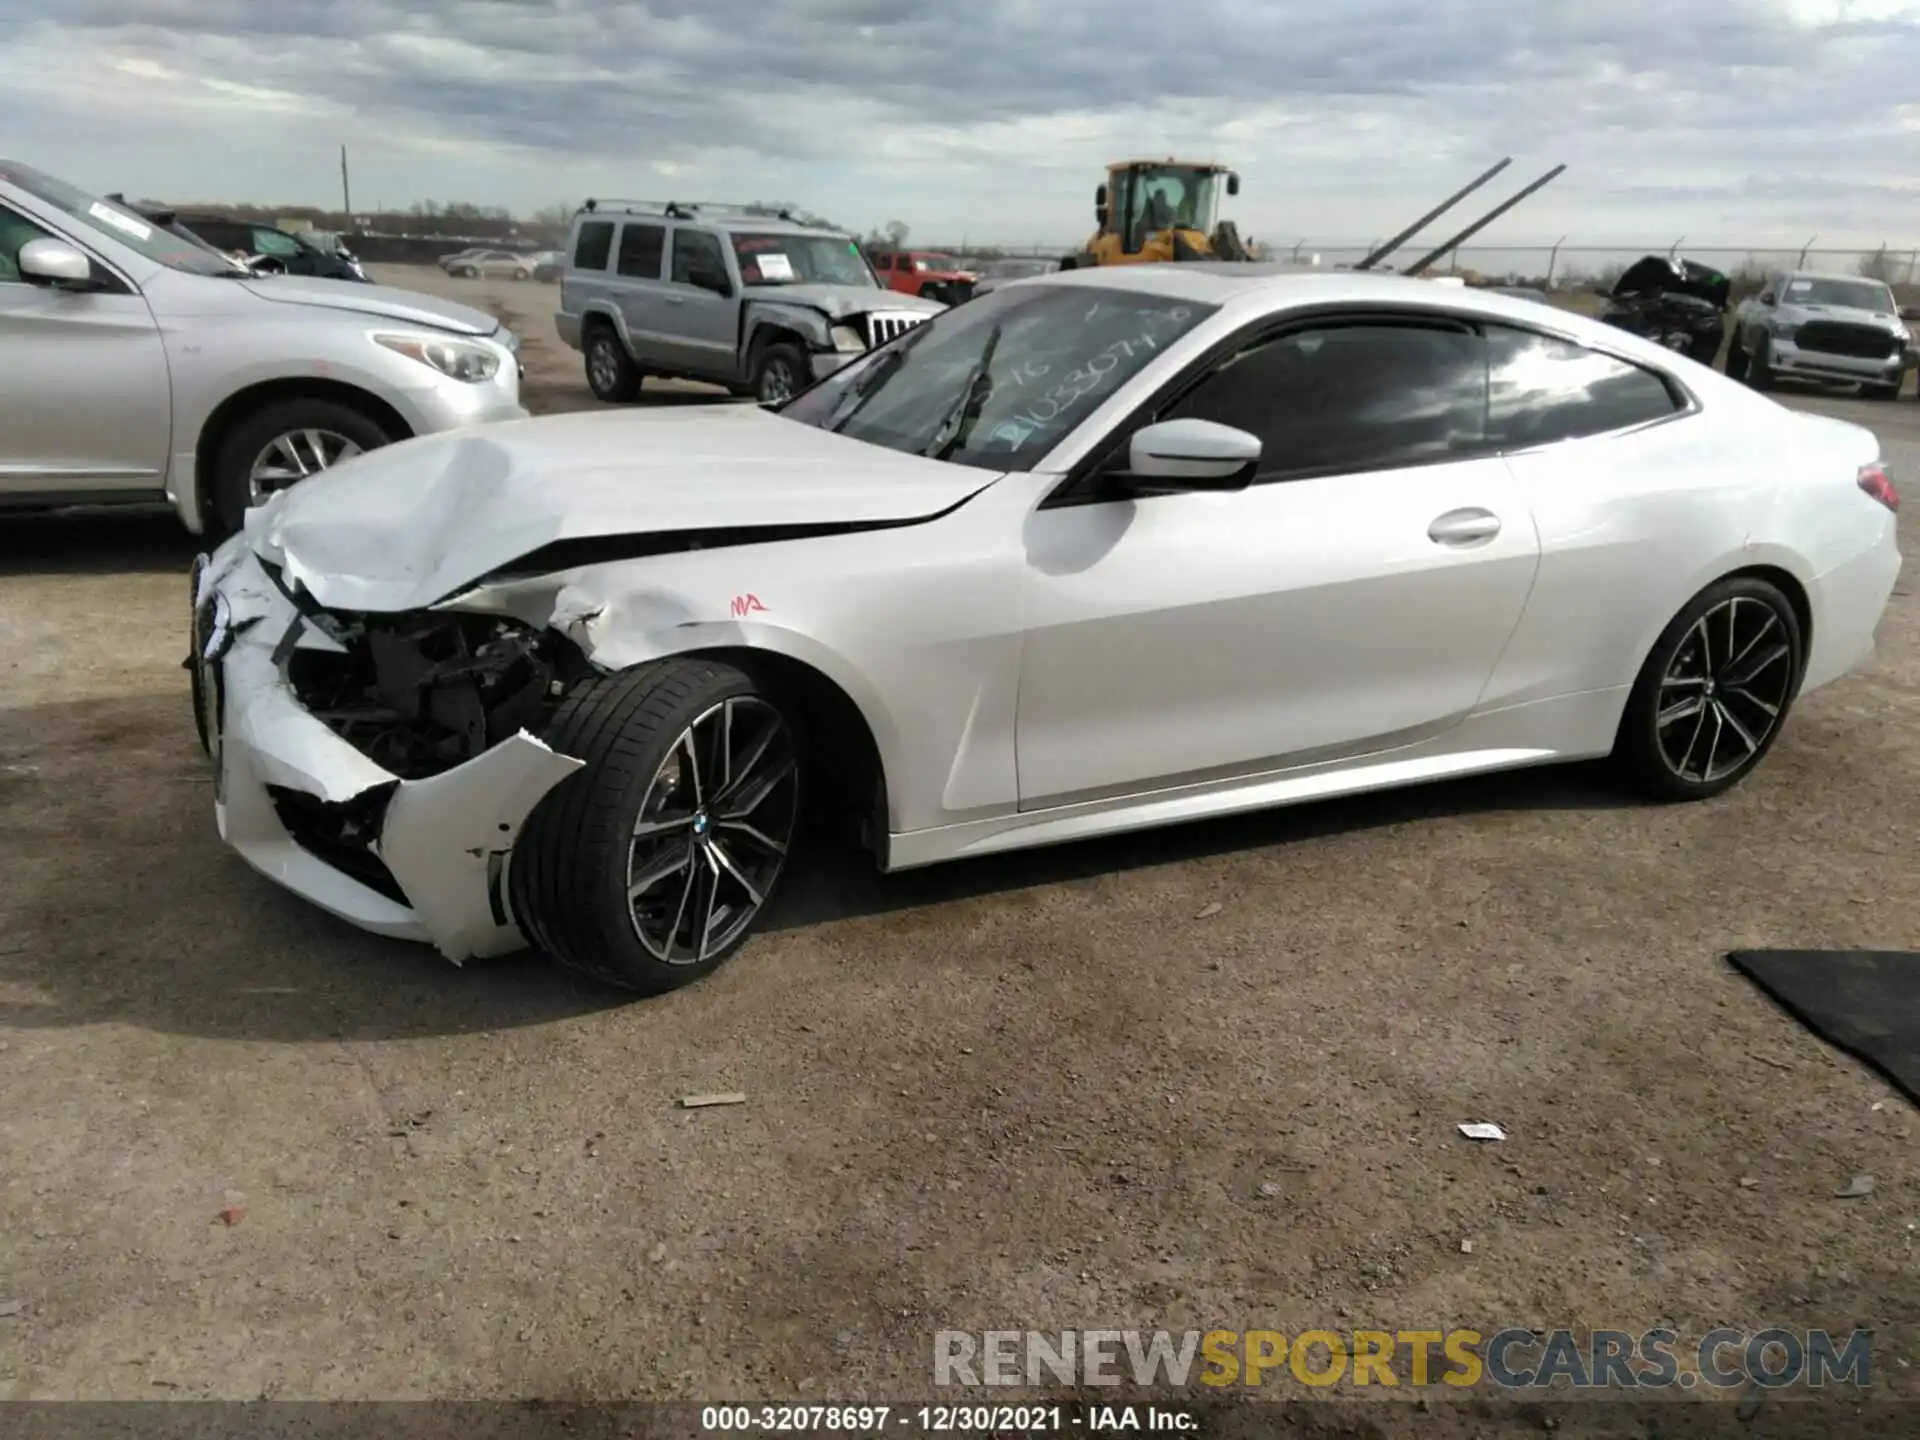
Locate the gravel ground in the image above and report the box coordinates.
[0,264,1915,1424]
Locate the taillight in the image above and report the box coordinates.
[1858,463,1899,514]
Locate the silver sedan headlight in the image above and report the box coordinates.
[372,332,503,382]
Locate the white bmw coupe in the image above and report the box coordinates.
[189,264,1903,992]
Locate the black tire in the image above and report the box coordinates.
[512,268,529,281]
[209,397,395,536]
[457,265,478,278]
[1723,334,1749,382]
[1610,575,1804,803]
[751,340,809,406]
[583,322,642,403]
[1746,336,1774,390]
[510,659,804,994]
[1864,381,1900,401]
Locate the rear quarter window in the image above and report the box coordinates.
[572,220,614,271]
[615,222,666,279]
[1485,325,1681,449]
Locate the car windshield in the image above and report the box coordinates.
[1785,277,1895,314]
[0,162,241,276]
[781,283,1218,473]
[731,233,876,287]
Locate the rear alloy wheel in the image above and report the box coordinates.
[510,660,802,993]
[584,325,642,403]
[1611,576,1803,801]
[753,341,809,406]
[210,398,394,535]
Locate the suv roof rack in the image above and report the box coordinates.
[580,197,832,227]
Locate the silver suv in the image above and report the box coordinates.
[1,160,529,535]
[1728,270,1912,399]
[554,201,944,405]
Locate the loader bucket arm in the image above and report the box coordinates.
[1399,165,1568,276]
[1351,159,1513,272]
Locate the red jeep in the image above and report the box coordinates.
[870,250,977,306]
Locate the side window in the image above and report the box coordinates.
[1164,322,1487,481]
[250,227,302,258]
[670,228,727,284]
[1485,324,1680,449]
[615,222,665,279]
[0,203,54,284]
[572,220,614,271]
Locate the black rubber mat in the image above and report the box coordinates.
[1727,950,1920,1106]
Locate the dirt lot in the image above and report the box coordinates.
[1,263,1916,1422]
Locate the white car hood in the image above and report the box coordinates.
[240,275,499,336]
[247,405,999,612]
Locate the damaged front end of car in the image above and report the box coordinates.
[189,544,594,962]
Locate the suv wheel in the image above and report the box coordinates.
[584,324,643,403]
[210,398,395,535]
[752,341,808,406]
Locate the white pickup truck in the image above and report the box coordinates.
[1725,270,1912,400]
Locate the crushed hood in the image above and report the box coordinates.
[240,275,499,336]
[1611,256,1731,311]
[247,405,999,613]
[743,282,946,319]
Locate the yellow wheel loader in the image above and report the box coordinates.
[1060,159,1252,269]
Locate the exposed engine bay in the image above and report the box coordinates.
[285,610,596,779]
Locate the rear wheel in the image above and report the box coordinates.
[210,398,395,535]
[510,660,803,993]
[1610,575,1803,802]
[584,323,642,403]
[512,267,529,281]
[456,265,478,278]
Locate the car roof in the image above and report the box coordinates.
[575,210,845,240]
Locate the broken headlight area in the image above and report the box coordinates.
[285,611,594,780]
[267,782,405,904]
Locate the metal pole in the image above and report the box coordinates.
[340,145,351,218]
[1353,158,1513,271]
[1907,249,1917,286]
[1798,235,1817,267]
[1398,164,1568,276]
[1668,235,1684,259]
[1546,236,1565,286]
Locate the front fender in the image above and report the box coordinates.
[743,302,833,355]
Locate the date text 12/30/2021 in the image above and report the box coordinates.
[699,1404,1199,1433]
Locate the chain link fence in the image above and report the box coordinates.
[935,240,1920,291]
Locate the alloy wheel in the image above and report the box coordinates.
[247,428,364,504]
[1656,596,1796,784]
[625,697,800,964]
[758,358,798,405]
[588,338,621,395]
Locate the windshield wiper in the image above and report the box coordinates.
[922,324,1001,462]
[824,323,932,432]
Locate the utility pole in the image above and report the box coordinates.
[340,145,352,221]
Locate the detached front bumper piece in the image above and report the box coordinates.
[188,543,584,961]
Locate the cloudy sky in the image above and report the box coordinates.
[3,0,1918,249]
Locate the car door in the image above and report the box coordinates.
[660,225,740,378]
[247,225,308,274]
[1015,316,1542,809]
[610,221,669,363]
[0,201,170,498]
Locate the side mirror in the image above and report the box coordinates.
[1114,419,1260,494]
[1226,173,1241,197]
[19,237,94,289]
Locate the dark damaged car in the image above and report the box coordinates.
[1596,255,1730,365]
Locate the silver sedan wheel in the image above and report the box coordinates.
[626,696,800,964]
[1656,596,1795,784]
[247,428,363,504]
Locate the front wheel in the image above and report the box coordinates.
[510,660,804,993]
[1746,336,1774,390]
[456,265,478,278]
[512,268,529,281]
[210,398,395,535]
[752,341,809,406]
[1723,334,1749,381]
[1610,575,1804,802]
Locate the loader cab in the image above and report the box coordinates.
[1096,162,1239,256]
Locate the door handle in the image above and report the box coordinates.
[1428,508,1502,546]
[663,296,685,306]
